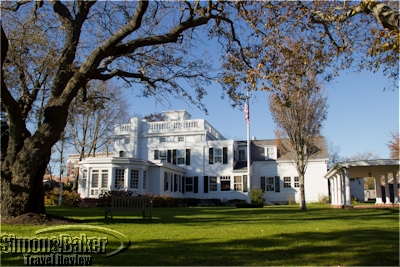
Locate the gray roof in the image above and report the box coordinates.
[237,137,329,162]
[325,159,400,179]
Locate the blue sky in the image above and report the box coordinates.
[123,69,399,160]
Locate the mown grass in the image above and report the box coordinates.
[1,205,399,266]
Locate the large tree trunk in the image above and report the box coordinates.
[299,172,307,211]
[1,104,69,219]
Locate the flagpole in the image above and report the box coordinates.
[245,90,251,203]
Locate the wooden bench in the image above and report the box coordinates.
[104,196,153,219]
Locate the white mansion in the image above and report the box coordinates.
[73,110,331,204]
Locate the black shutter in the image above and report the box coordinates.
[186,149,190,165]
[194,176,198,193]
[203,176,208,193]
[182,176,185,193]
[243,175,248,192]
[275,176,280,192]
[154,150,159,160]
[223,147,228,164]
[209,148,213,164]
[173,150,177,165]
[167,150,172,163]
[261,177,265,192]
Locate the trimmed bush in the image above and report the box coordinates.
[250,187,265,204]
[44,188,80,206]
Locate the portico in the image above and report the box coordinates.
[325,159,399,208]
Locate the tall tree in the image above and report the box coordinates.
[220,1,399,103]
[386,131,400,159]
[66,80,129,190]
[326,138,342,169]
[0,1,249,219]
[269,54,328,211]
[67,80,129,159]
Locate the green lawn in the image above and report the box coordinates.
[1,205,399,266]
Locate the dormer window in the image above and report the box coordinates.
[264,146,276,160]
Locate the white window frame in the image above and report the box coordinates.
[101,170,109,188]
[209,176,218,191]
[234,176,243,191]
[266,177,275,191]
[159,150,167,160]
[178,136,185,142]
[214,148,222,163]
[114,169,125,189]
[130,169,139,189]
[90,170,100,196]
[294,176,300,188]
[124,138,130,144]
[284,176,291,188]
[177,149,185,165]
[185,177,193,192]
[265,146,276,160]
[160,137,166,143]
[221,176,231,191]
[81,169,87,189]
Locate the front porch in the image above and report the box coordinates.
[325,159,400,208]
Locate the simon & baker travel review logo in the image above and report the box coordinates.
[0,225,131,266]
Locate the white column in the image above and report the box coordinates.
[384,173,392,204]
[330,178,336,205]
[139,169,144,195]
[125,167,129,190]
[343,168,352,206]
[374,175,383,205]
[333,176,339,205]
[336,174,342,205]
[393,172,399,204]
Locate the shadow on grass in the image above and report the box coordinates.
[2,227,398,266]
[45,206,400,226]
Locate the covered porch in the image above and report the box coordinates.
[325,159,399,208]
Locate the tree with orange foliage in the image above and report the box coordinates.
[387,131,400,159]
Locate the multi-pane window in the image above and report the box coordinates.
[160,137,166,143]
[238,150,245,161]
[177,150,185,164]
[91,170,99,188]
[265,147,275,159]
[143,171,147,189]
[294,176,299,188]
[178,136,185,142]
[81,169,87,189]
[266,177,275,191]
[130,169,139,189]
[164,172,169,191]
[90,170,100,196]
[209,176,217,191]
[101,170,109,188]
[185,177,193,192]
[114,169,125,189]
[214,148,222,163]
[221,176,231,191]
[234,176,243,191]
[284,177,291,188]
[124,138,130,144]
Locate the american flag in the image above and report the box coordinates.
[244,101,250,124]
